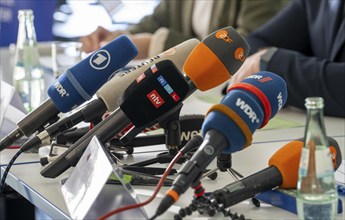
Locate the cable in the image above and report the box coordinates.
[97,135,203,220]
[148,213,158,220]
[0,149,23,195]
[97,150,183,220]
[0,134,46,194]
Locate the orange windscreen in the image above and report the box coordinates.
[183,42,231,91]
[268,140,303,189]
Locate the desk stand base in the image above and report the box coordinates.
[0,188,35,219]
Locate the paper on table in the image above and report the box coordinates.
[61,136,148,220]
[0,81,15,126]
[0,81,26,139]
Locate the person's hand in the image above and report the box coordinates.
[80,26,152,59]
[129,33,152,59]
[80,26,123,53]
[227,49,267,91]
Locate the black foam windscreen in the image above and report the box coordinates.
[118,60,190,127]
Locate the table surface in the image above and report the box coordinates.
[1,83,344,220]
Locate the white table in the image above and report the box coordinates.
[1,86,344,220]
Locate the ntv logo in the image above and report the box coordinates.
[89,50,111,70]
[147,90,165,108]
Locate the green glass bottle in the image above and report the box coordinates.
[296,97,338,220]
[13,9,45,113]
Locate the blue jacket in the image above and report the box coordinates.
[247,0,345,117]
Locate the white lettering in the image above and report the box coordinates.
[123,55,161,75]
[220,33,233,43]
[247,75,263,80]
[180,130,202,142]
[150,93,161,104]
[93,53,107,65]
[236,98,259,124]
[54,82,68,97]
[277,92,283,110]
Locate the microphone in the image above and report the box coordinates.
[209,136,342,208]
[108,114,204,149]
[97,38,200,112]
[19,99,105,152]
[41,60,191,178]
[40,26,250,178]
[0,35,138,151]
[183,28,248,91]
[154,71,288,217]
[19,39,199,152]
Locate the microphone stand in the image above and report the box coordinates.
[119,107,188,175]
[216,153,261,207]
[48,107,215,180]
[118,107,217,180]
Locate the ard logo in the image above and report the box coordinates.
[89,49,111,70]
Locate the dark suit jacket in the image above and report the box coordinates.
[247,0,345,117]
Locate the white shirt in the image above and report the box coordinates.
[192,0,214,39]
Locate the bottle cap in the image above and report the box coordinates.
[305,97,324,109]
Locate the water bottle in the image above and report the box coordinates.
[296,97,338,220]
[13,9,45,113]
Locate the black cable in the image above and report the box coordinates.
[0,149,23,195]
[147,213,158,220]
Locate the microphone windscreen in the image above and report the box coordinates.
[118,60,190,127]
[96,38,199,111]
[269,140,303,189]
[269,136,342,189]
[202,72,287,153]
[48,35,138,112]
[233,71,288,119]
[183,26,250,91]
[227,71,288,128]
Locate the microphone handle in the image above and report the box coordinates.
[20,99,108,152]
[40,108,131,178]
[55,127,90,145]
[110,134,165,147]
[66,108,131,162]
[0,99,59,151]
[46,99,107,138]
[18,99,60,136]
[154,131,227,217]
[212,166,282,208]
[172,129,228,195]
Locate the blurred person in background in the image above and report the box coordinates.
[80,0,289,59]
[226,0,345,117]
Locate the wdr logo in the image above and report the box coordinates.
[54,81,69,97]
[89,49,111,70]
